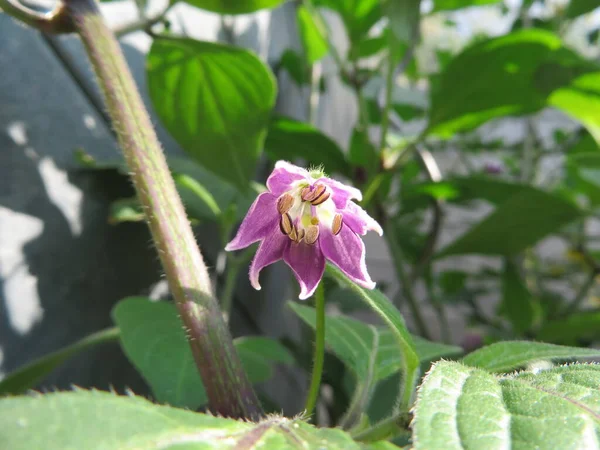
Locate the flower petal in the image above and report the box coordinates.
[284,240,326,300]
[342,202,383,236]
[320,225,375,289]
[317,177,362,209]
[267,161,310,195]
[249,231,289,290]
[225,192,279,251]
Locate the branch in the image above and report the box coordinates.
[60,0,262,420]
[0,0,74,33]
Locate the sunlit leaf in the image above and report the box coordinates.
[297,5,328,63]
[413,361,600,450]
[179,0,286,15]
[147,38,276,190]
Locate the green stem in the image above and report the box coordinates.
[0,327,120,396]
[351,411,411,443]
[62,0,262,420]
[304,283,326,418]
[385,223,432,340]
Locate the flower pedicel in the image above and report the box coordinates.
[226,161,383,299]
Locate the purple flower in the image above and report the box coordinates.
[226,161,383,299]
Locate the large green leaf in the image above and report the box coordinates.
[438,188,583,257]
[289,302,461,382]
[550,72,600,146]
[0,328,119,396]
[147,38,276,190]
[264,117,351,176]
[463,341,600,372]
[112,297,292,409]
[427,29,595,138]
[413,361,600,450]
[0,390,363,449]
[297,5,328,63]
[179,0,286,14]
[500,260,534,334]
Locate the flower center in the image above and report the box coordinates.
[276,183,343,244]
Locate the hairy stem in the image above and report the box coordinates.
[304,283,326,418]
[62,0,262,420]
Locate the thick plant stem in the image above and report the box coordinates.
[62,0,262,420]
[304,283,326,418]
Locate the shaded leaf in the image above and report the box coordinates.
[413,361,600,450]
[500,260,534,334]
[427,29,595,138]
[278,49,309,86]
[0,390,363,449]
[0,328,119,396]
[297,5,329,63]
[463,341,600,372]
[147,38,276,190]
[438,188,583,257]
[264,117,350,176]
[180,0,286,14]
[112,297,292,409]
[565,0,599,18]
[289,302,461,382]
[538,311,600,344]
[385,0,421,44]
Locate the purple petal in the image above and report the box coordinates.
[317,177,362,209]
[225,192,279,251]
[249,231,289,290]
[342,202,383,236]
[267,161,310,195]
[320,225,375,289]
[284,240,326,300]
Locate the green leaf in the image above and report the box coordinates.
[314,0,382,43]
[264,117,351,176]
[427,29,595,138]
[278,49,309,86]
[147,38,276,190]
[432,0,500,11]
[0,328,119,396]
[297,5,328,63]
[325,265,420,407]
[385,0,421,44]
[565,0,599,18]
[108,197,144,224]
[349,34,388,61]
[500,260,534,334]
[348,127,377,171]
[413,361,600,450]
[538,311,600,344]
[289,302,461,382]
[549,72,600,146]
[112,297,292,409]
[0,390,364,449]
[234,336,294,383]
[179,0,286,15]
[173,173,221,219]
[463,341,600,372]
[438,188,583,257]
